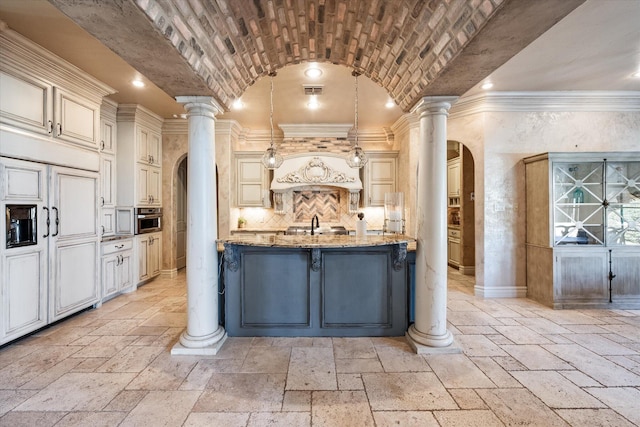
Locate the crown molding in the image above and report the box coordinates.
[450,91,640,119]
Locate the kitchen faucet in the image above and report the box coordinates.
[311,215,320,235]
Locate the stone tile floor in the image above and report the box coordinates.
[1,268,639,426]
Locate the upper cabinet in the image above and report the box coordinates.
[136,126,162,167]
[235,153,270,207]
[0,25,114,160]
[447,158,461,206]
[116,105,163,208]
[363,152,397,207]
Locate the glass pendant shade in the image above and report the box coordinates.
[347,145,368,167]
[262,146,283,168]
[347,70,366,168]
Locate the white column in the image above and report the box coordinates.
[407,96,459,353]
[171,96,227,355]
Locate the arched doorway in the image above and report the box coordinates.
[447,141,476,278]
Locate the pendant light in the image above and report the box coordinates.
[261,72,283,169]
[347,70,367,168]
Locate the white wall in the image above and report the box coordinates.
[447,95,640,297]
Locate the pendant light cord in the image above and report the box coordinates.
[353,70,359,147]
[269,72,275,149]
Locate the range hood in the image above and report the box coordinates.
[270,153,362,213]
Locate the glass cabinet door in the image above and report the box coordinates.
[606,161,640,246]
[553,162,605,245]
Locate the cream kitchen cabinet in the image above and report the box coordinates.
[136,126,162,167]
[447,158,461,206]
[137,232,162,284]
[99,99,118,236]
[0,71,101,150]
[101,239,133,300]
[363,152,397,207]
[136,163,162,206]
[1,157,100,344]
[235,153,270,207]
[116,105,163,208]
[447,228,461,267]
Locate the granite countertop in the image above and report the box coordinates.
[218,234,416,249]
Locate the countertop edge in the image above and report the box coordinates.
[218,235,416,249]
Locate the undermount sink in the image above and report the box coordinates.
[285,225,348,235]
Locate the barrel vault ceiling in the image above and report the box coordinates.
[39,0,584,118]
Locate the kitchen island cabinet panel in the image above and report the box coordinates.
[223,238,410,337]
[240,251,310,327]
[322,251,391,327]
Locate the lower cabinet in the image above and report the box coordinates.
[101,239,134,300]
[137,232,162,284]
[527,246,640,309]
[447,228,461,267]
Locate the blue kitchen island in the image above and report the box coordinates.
[219,234,415,337]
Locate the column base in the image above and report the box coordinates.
[406,325,461,354]
[171,327,227,356]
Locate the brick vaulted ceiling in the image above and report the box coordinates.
[49,0,584,113]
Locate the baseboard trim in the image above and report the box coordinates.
[475,285,527,298]
[161,268,178,278]
[458,265,475,276]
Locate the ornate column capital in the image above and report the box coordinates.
[411,96,459,118]
[176,96,224,118]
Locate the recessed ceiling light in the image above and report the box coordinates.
[305,63,323,78]
[132,79,145,88]
[481,82,493,90]
[232,99,244,110]
[385,99,395,108]
[632,71,640,78]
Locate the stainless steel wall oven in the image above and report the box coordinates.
[135,207,162,234]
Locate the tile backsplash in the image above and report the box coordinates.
[232,187,385,230]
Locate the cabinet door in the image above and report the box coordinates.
[0,70,53,137]
[102,254,118,298]
[137,164,150,205]
[367,157,396,206]
[118,251,133,291]
[448,238,461,266]
[148,234,162,277]
[53,87,100,149]
[555,251,608,301]
[236,157,266,206]
[148,166,162,206]
[51,167,99,242]
[137,235,149,282]
[2,249,48,344]
[101,208,115,237]
[149,131,161,167]
[100,117,116,154]
[100,154,116,207]
[49,167,99,321]
[136,126,161,165]
[447,160,461,198]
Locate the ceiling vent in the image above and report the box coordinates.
[303,85,323,95]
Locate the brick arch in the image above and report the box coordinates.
[137,0,494,111]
